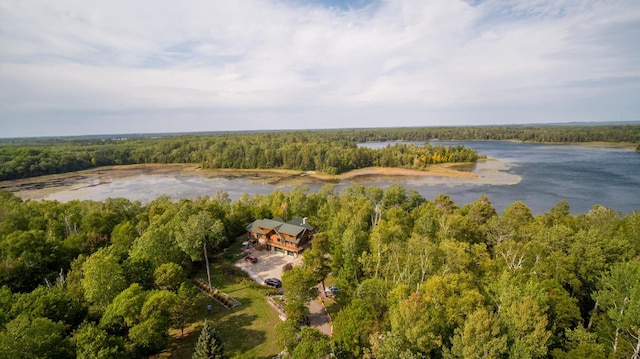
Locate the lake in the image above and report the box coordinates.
[363,141,640,215]
[31,141,640,215]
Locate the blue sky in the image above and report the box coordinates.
[0,0,639,137]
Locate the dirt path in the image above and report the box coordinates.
[308,296,332,336]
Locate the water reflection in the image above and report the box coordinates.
[15,141,640,214]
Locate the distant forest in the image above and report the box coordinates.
[1,124,639,181]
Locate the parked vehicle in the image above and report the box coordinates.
[264,278,282,288]
[244,255,258,263]
[325,285,340,295]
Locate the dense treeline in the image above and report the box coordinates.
[0,189,251,357]
[276,186,640,359]
[328,124,640,143]
[0,132,480,180]
[2,124,639,181]
[1,186,639,358]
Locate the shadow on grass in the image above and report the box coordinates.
[225,285,252,294]
[216,312,267,357]
[177,248,282,358]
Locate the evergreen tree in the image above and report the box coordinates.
[193,320,227,359]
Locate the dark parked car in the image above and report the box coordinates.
[244,255,257,263]
[264,278,282,288]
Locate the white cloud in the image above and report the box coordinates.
[0,0,638,136]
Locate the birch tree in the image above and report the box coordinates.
[593,261,640,358]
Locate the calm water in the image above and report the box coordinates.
[373,141,640,214]
[40,141,640,215]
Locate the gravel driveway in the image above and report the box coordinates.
[235,248,300,284]
[236,248,332,335]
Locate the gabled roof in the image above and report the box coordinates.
[277,223,305,237]
[246,219,281,234]
[246,217,314,244]
[286,217,314,231]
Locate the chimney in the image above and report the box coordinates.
[302,217,307,225]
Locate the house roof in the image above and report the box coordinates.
[245,219,281,234]
[277,223,305,237]
[246,217,314,244]
[286,217,314,231]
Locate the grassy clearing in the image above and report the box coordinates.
[153,256,283,358]
[209,268,283,359]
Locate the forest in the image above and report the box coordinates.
[2,124,639,181]
[0,184,638,358]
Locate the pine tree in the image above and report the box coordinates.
[192,320,227,359]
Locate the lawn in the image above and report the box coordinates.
[153,261,283,359]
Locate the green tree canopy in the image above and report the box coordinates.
[81,248,127,310]
[0,314,72,359]
[193,320,227,359]
[153,262,187,291]
[291,327,332,359]
[74,321,127,359]
[593,260,640,357]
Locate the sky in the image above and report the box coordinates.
[1,0,639,138]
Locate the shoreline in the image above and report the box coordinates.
[429,139,638,150]
[0,141,633,202]
[1,162,489,201]
[539,142,638,150]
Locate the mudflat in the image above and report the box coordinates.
[0,162,491,201]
